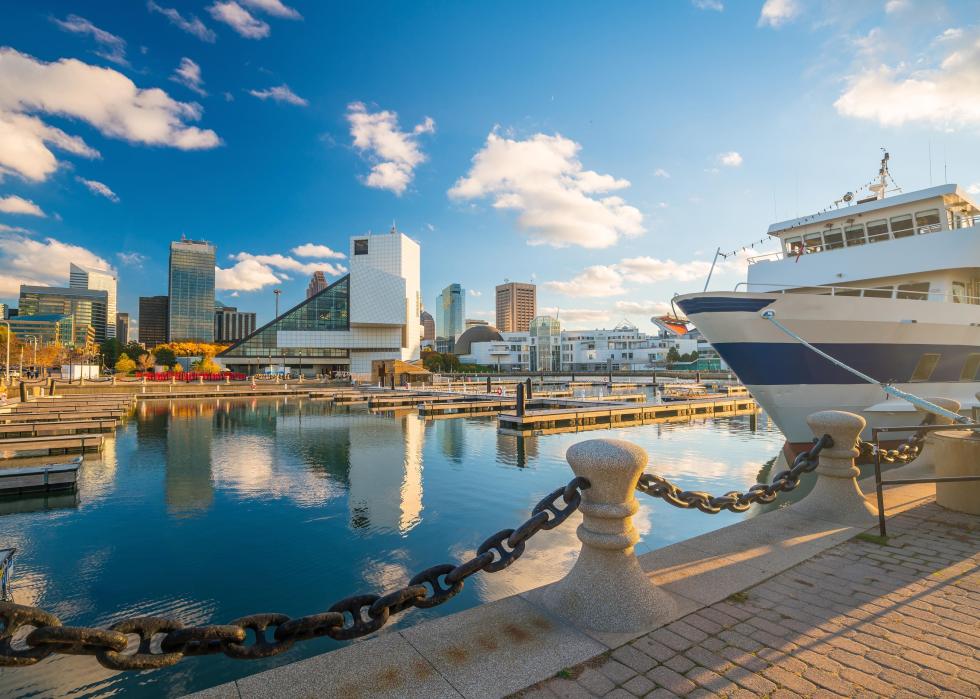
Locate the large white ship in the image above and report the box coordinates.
[676,156,980,454]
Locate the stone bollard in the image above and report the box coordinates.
[890,396,961,479]
[543,439,675,632]
[793,410,877,526]
[933,428,980,515]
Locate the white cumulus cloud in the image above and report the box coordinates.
[614,300,673,316]
[0,232,112,296]
[147,2,217,43]
[538,306,611,329]
[0,48,220,182]
[216,247,348,292]
[835,31,980,129]
[208,1,270,38]
[291,243,345,259]
[654,168,671,178]
[758,0,800,28]
[449,131,644,249]
[76,177,119,202]
[0,195,45,216]
[718,151,743,167]
[52,14,128,66]
[240,0,302,19]
[346,102,435,195]
[616,256,712,283]
[544,265,626,297]
[468,289,482,297]
[249,84,307,106]
[171,57,207,96]
[692,0,724,11]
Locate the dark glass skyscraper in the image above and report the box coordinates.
[139,296,169,347]
[168,239,216,342]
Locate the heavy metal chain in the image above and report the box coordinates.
[0,477,589,671]
[635,434,833,514]
[857,414,933,464]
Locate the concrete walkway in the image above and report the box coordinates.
[188,475,979,699]
[520,500,979,698]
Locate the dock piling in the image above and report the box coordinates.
[516,383,526,416]
[525,377,532,400]
[543,439,675,631]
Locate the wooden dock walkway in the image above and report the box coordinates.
[0,459,80,494]
[0,433,103,458]
[498,396,759,434]
[0,409,127,423]
[0,419,118,438]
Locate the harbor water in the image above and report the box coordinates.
[0,396,785,698]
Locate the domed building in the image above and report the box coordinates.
[453,324,504,356]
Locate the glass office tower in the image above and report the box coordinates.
[168,239,216,342]
[18,286,107,346]
[435,283,464,353]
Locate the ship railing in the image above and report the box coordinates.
[747,216,977,265]
[732,281,980,304]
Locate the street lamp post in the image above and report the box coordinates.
[24,335,38,379]
[273,288,282,319]
[0,320,10,387]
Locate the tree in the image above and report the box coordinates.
[100,338,122,369]
[114,353,136,374]
[155,347,176,368]
[193,356,221,373]
[136,352,156,372]
[666,347,681,365]
[123,341,145,362]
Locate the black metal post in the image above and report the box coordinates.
[873,429,887,537]
[525,377,532,399]
[486,375,491,393]
[516,382,525,416]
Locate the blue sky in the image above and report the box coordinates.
[1,0,978,333]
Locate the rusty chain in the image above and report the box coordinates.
[857,414,934,464]
[0,476,589,671]
[635,434,833,514]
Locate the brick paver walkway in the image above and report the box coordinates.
[517,502,980,698]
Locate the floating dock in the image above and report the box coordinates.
[0,458,81,494]
[0,409,128,424]
[498,396,759,434]
[0,434,103,458]
[0,419,118,438]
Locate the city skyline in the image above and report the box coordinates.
[0,1,978,333]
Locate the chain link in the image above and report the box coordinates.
[0,476,589,671]
[857,415,932,464]
[636,434,833,514]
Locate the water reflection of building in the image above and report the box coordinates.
[347,413,424,535]
[165,405,215,515]
[437,418,466,464]
[495,432,539,469]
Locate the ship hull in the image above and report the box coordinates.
[674,292,980,447]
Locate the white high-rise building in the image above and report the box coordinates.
[69,263,117,339]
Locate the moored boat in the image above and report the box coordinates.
[675,155,980,454]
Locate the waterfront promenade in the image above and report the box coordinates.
[189,476,978,699]
[523,497,979,698]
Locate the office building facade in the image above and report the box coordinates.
[6,314,74,346]
[218,228,421,379]
[495,282,536,333]
[115,313,130,344]
[70,263,117,339]
[139,295,169,347]
[435,283,464,353]
[420,310,435,346]
[214,303,257,342]
[306,271,328,299]
[18,286,107,346]
[168,239,216,342]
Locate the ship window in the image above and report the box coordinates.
[863,286,893,298]
[915,209,941,234]
[910,353,940,382]
[897,282,930,300]
[890,214,914,238]
[804,232,823,253]
[961,353,980,381]
[866,219,889,243]
[784,236,802,254]
[823,228,844,250]
[834,288,861,297]
[845,225,866,246]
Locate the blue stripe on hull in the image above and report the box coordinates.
[713,342,978,385]
[676,297,774,314]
